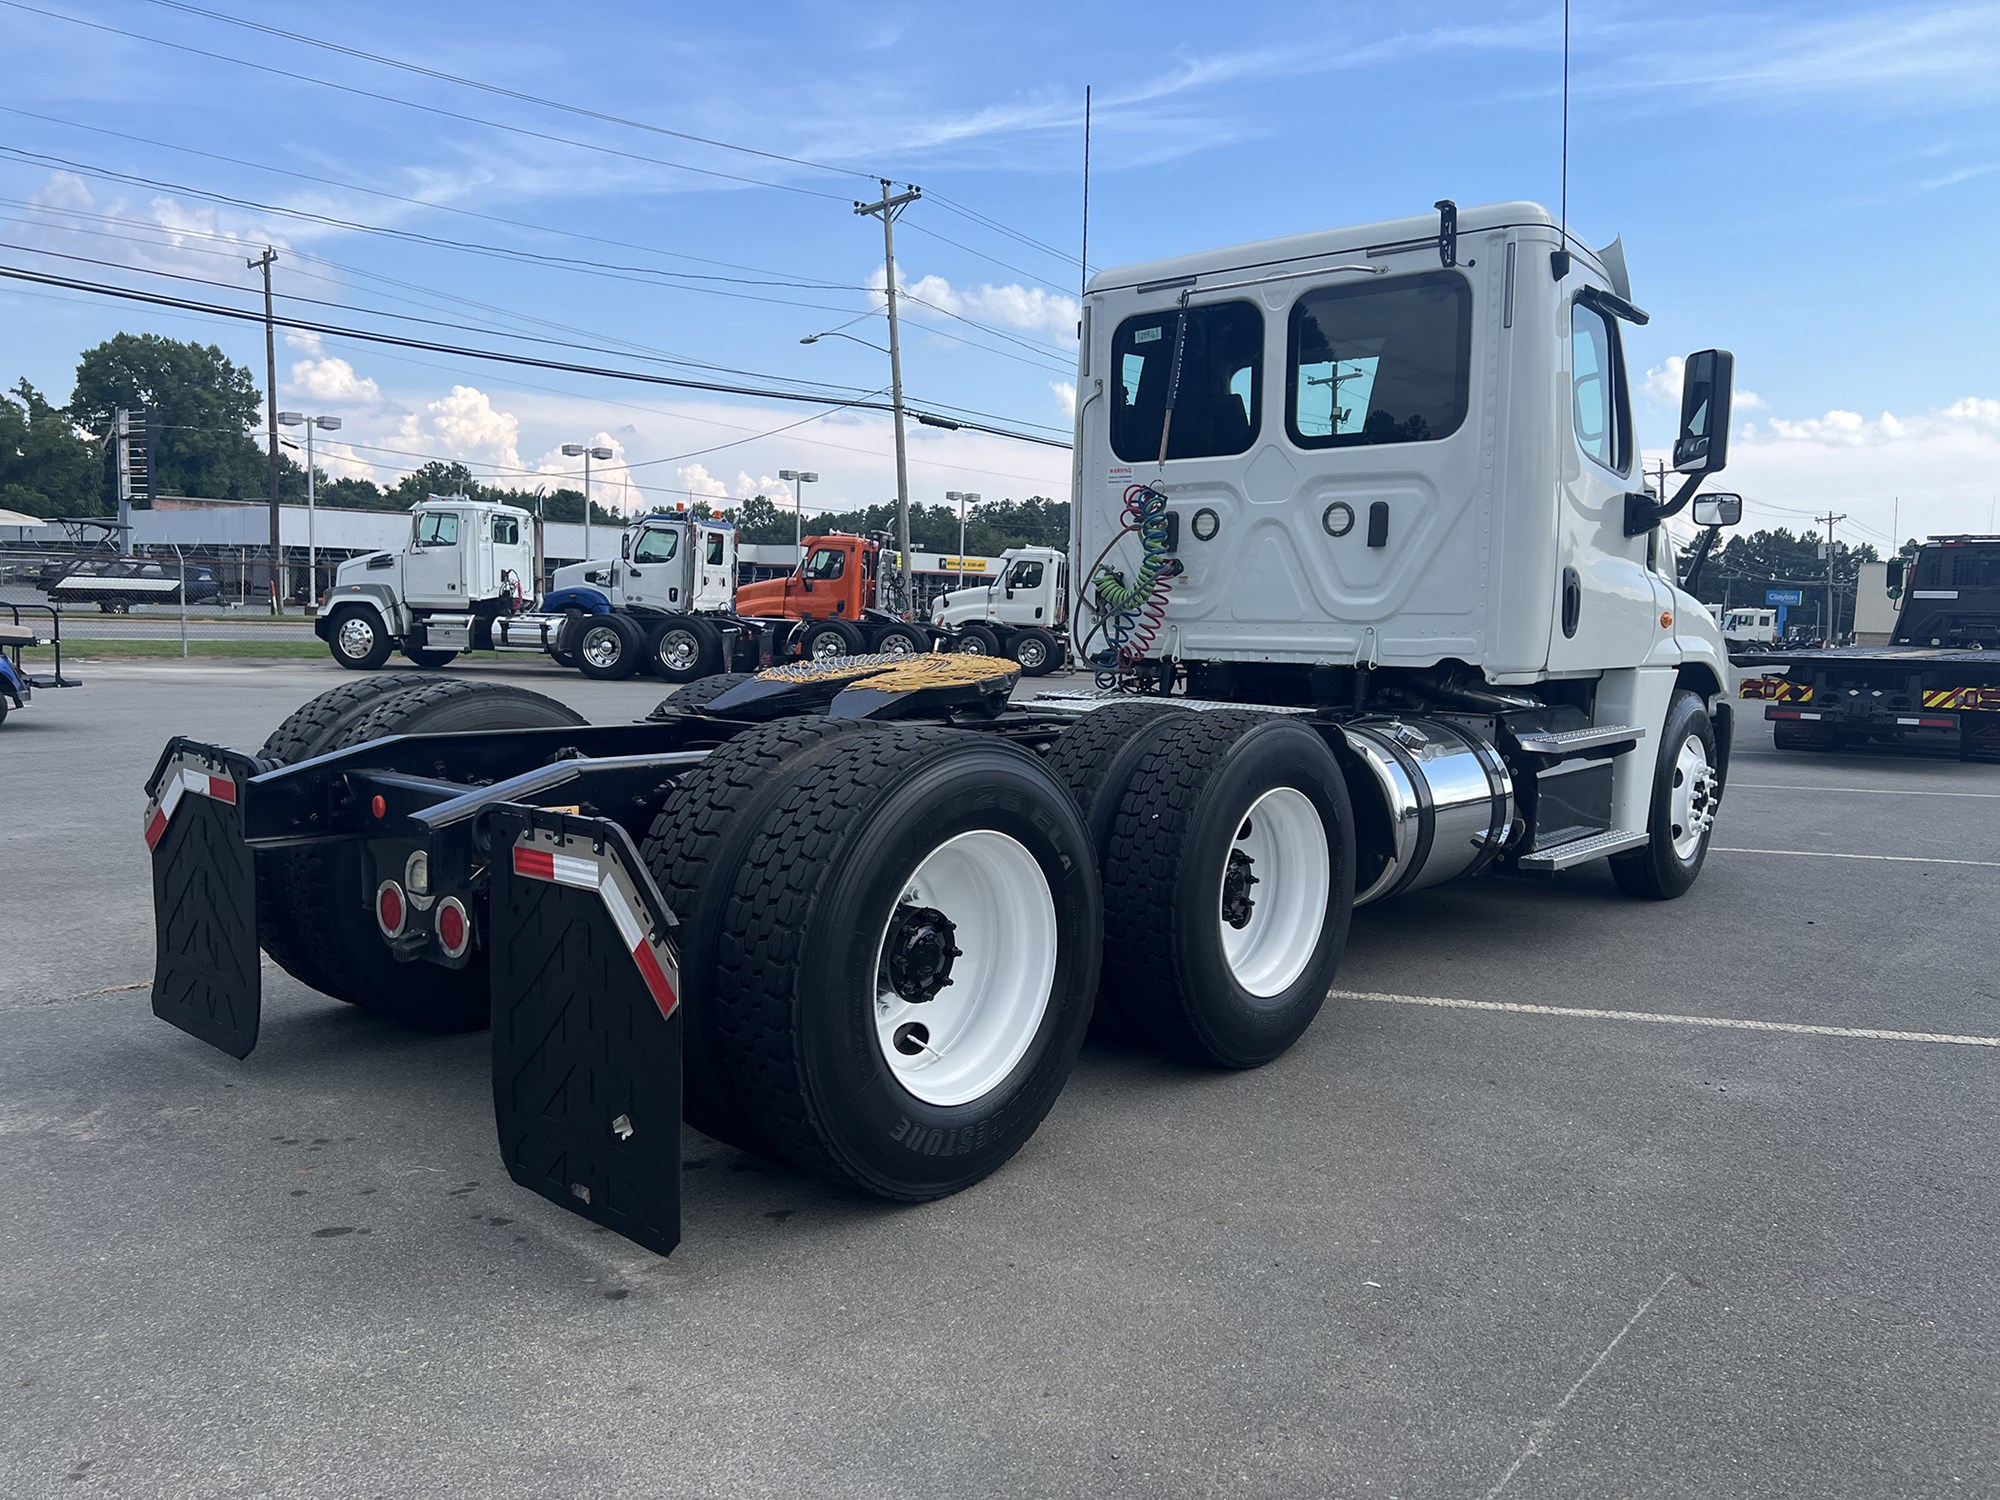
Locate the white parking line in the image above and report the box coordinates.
[1330,990,2000,1046]
[1714,846,2000,868]
[1732,782,2000,799]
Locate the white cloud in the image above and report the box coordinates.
[676,464,730,501]
[1643,356,1764,411]
[879,265,1078,340]
[1051,381,1076,417]
[287,353,382,406]
[1644,395,2000,548]
[400,386,525,471]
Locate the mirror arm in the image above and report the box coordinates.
[1680,526,1720,594]
[1624,473,1706,537]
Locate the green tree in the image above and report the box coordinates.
[69,334,267,503]
[392,460,487,507]
[0,379,103,517]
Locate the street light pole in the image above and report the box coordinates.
[279,411,341,603]
[778,469,818,555]
[946,490,980,567]
[562,442,616,560]
[854,178,921,614]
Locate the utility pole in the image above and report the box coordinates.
[249,246,282,613]
[854,178,921,613]
[1817,511,1845,643]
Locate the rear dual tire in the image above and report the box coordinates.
[1054,709,1355,1069]
[655,725,1101,1198]
[256,679,587,1030]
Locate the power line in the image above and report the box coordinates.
[0,263,1073,449]
[899,218,1077,298]
[0,105,860,289]
[0,0,857,202]
[138,0,878,184]
[924,190,1091,272]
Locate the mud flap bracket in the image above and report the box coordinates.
[487,806,683,1256]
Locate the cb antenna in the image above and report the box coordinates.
[1080,84,1092,303]
[1554,0,1572,279]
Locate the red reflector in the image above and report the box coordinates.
[371,794,387,820]
[376,881,406,938]
[207,775,237,804]
[1768,709,1801,719]
[436,897,470,958]
[512,846,556,881]
[1919,717,1956,728]
[144,808,168,850]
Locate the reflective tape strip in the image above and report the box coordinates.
[511,834,680,1019]
[144,763,235,848]
[510,845,597,889]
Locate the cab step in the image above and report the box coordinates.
[1510,723,1644,757]
[1516,828,1649,871]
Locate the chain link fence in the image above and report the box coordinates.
[0,545,325,663]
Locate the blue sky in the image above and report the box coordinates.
[2,0,1997,549]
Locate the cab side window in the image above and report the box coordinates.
[1008,559,1044,590]
[704,532,725,566]
[633,528,678,565]
[414,512,459,548]
[804,548,845,581]
[492,516,519,545]
[1571,302,1633,474]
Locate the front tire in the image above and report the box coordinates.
[709,727,1101,1199]
[328,606,393,670]
[1610,689,1720,900]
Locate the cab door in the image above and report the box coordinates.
[1546,294,1663,671]
[402,509,468,607]
[622,522,686,611]
[691,524,734,612]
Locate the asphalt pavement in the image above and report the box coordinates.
[2,659,1995,1498]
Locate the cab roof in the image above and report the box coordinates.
[1086,200,1610,296]
[411,494,532,516]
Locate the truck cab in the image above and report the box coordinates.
[733,533,878,622]
[932,547,1068,631]
[318,496,536,669]
[1071,199,1742,892]
[545,512,737,618]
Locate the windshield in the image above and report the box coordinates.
[803,547,846,581]
[413,512,459,548]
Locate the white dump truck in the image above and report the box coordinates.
[146,199,1744,1257]
[929,545,1069,675]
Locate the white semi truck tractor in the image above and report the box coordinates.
[930,545,1069,674]
[317,496,543,669]
[145,200,1746,1257]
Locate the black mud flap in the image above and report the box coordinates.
[487,806,684,1257]
[145,744,261,1058]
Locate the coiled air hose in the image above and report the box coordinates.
[1080,482,1177,689]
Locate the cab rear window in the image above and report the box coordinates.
[1287,271,1470,449]
[1110,301,1262,463]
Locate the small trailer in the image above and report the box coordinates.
[0,604,81,727]
[145,199,1745,1255]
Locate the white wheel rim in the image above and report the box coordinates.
[337,616,375,658]
[1669,733,1717,861]
[658,629,698,671]
[872,830,1057,1107]
[881,633,916,655]
[582,626,623,669]
[811,631,846,659]
[1218,786,1330,998]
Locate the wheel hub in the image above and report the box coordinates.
[660,631,697,670]
[1221,848,1260,928]
[337,617,374,657]
[883,904,960,1003]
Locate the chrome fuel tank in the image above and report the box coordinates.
[1340,717,1514,905]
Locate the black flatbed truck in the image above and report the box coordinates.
[1740,536,2000,760]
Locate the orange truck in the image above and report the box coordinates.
[732,532,940,661]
